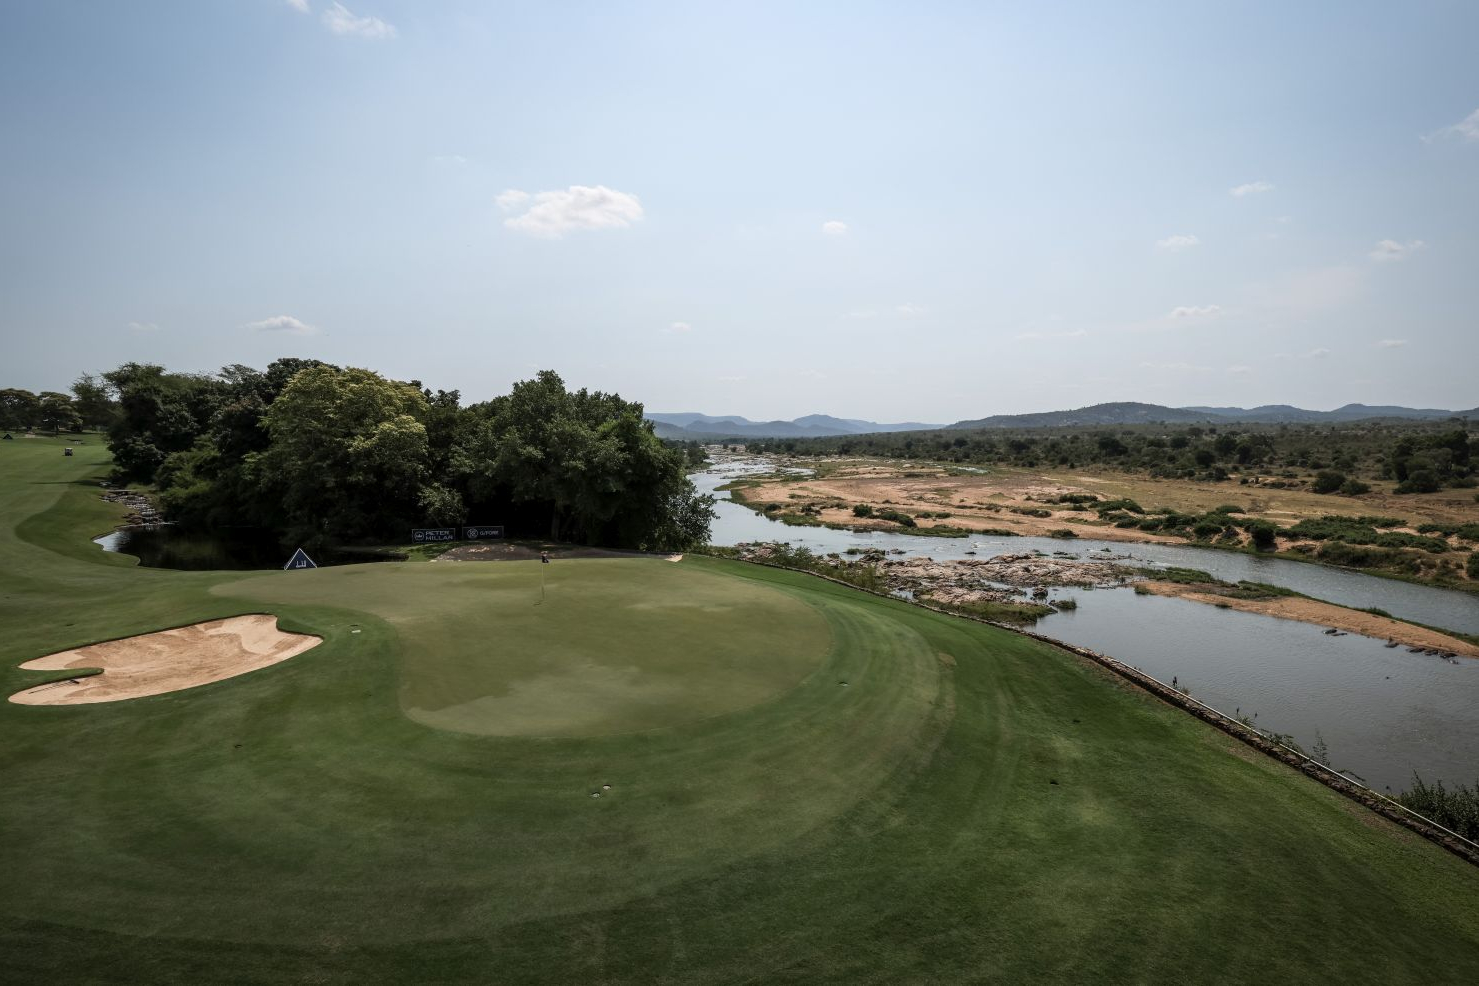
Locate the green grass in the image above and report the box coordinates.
[3,435,1479,984]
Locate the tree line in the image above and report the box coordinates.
[750,420,1479,494]
[8,362,713,552]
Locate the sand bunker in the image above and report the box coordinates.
[10,615,320,706]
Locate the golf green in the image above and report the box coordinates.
[3,435,1479,985]
[224,557,832,737]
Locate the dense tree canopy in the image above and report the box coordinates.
[81,361,712,551]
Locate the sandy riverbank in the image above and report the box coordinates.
[1139,581,1479,658]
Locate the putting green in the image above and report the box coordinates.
[4,436,1479,985]
[222,559,833,736]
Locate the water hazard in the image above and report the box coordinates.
[695,459,1479,791]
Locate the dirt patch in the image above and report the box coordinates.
[10,615,321,706]
[1139,582,1479,658]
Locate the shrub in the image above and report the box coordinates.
[1047,528,1078,539]
[1339,478,1371,495]
[1094,498,1144,514]
[1213,504,1245,514]
[1469,552,1479,580]
[1312,470,1347,494]
[1192,518,1226,540]
[852,503,873,517]
[1248,521,1278,551]
[1395,470,1441,494]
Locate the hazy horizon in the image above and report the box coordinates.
[3,1,1476,419]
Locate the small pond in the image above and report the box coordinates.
[95,525,400,571]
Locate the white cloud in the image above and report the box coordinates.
[245,315,318,335]
[430,154,468,167]
[1168,304,1222,319]
[895,303,927,317]
[502,185,643,238]
[821,220,849,236]
[1155,234,1200,252]
[1274,347,1330,360]
[1230,180,1274,197]
[1377,338,1408,348]
[668,321,692,333]
[1227,364,1253,374]
[322,3,396,40]
[1369,239,1425,263]
[1424,108,1479,143]
[285,0,310,12]
[1014,329,1088,340]
[127,321,160,332]
[495,189,530,211]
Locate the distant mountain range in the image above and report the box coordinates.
[649,403,1476,439]
[646,412,944,439]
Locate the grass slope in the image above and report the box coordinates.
[1,436,1478,984]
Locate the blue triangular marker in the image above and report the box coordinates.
[283,547,318,571]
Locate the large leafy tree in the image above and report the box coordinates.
[0,388,40,431]
[70,373,118,430]
[455,370,712,549]
[37,392,82,434]
[102,363,227,483]
[256,365,432,541]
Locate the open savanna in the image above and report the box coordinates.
[728,457,1479,574]
[3,436,1479,984]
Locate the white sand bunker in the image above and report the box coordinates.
[10,615,320,706]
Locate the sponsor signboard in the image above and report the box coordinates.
[411,528,457,543]
[462,525,505,540]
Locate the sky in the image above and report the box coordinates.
[2,1,1476,422]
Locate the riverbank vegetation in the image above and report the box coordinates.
[56,362,714,552]
[715,448,1479,592]
[1400,776,1479,840]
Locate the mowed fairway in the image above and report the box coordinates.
[3,437,1479,984]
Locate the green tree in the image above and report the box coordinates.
[0,388,40,431]
[453,371,712,549]
[70,373,118,430]
[256,366,431,542]
[103,363,226,483]
[36,392,82,434]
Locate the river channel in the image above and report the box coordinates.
[695,459,1479,792]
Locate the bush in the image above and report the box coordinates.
[1312,470,1347,494]
[1395,470,1441,494]
[1248,521,1278,551]
[1399,776,1479,840]
[1094,498,1144,514]
[852,503,873,517]
[1213,504,1245,514]
[1338,478,1371,495]
[1469,552,1479,580]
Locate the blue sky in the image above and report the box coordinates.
[2,1,1475,420]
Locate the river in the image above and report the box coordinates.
[695,459,1479,791]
